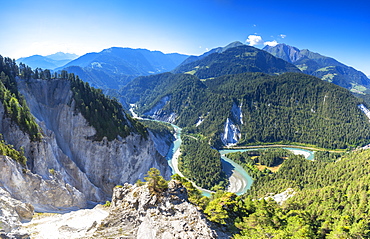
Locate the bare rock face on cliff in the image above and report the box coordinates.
[0,77,171,212]
[92,180,231,239]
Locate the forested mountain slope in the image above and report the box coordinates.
[173,44,301,79]
[123,71,370,149]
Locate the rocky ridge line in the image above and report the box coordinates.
[92,180,231,238]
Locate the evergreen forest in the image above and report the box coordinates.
[176,147,370,238]
[0,56,41,141]
[178,136,227,190]
[123,71,370,149]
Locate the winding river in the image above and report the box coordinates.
[163,124,315,197]
[139,115,315,197]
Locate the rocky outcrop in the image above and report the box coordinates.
[264,188,296,205]
[0,187,33,234]
[358,104,370,121]
[148,129,174,158]
[0,156,86,212]
[231,101,243,125]
[144,96,171,116]
[144,96,177,123]
[93,181,231,238]
[221,118,241,146]
[19,205,109,239]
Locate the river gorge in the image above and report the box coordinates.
[163,122,315,197]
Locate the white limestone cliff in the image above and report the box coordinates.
[221,118,241,146]
[0,78,171,214]
[144,95,177,123]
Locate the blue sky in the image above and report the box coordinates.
[1,0,369,75]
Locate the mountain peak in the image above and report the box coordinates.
[221,41,244,52]
[262,43,302,63]
[174,43,300,78]
[264,43,370,90]
[46,52,79,61]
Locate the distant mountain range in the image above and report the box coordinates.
[263,44,370,94]
[58,47,189,90]
[16,42,370,107]
[16,52,78,70]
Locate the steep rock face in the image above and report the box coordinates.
[93,181,231,238]
[263,44,303,63]
[2,78,172,204]
[0,100,87,211]
[0,156,87,212]
[221,118,241,146]
[147,129,174,158]
[358,104,370,121]
[143,95,177,123]
[231,101,243,125]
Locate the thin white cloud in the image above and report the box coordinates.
[246,35,264,46]
[279,34,287,39]
[264,40,279,47]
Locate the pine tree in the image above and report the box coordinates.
[144,168,168,194]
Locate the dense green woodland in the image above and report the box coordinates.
[171,148,370,238]
[0,56,41,141]
[178,136,227,190]
[123,71,370,149]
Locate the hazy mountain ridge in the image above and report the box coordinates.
[16,52,78,70]
[263,43,370,92]
[58,47,189,91]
